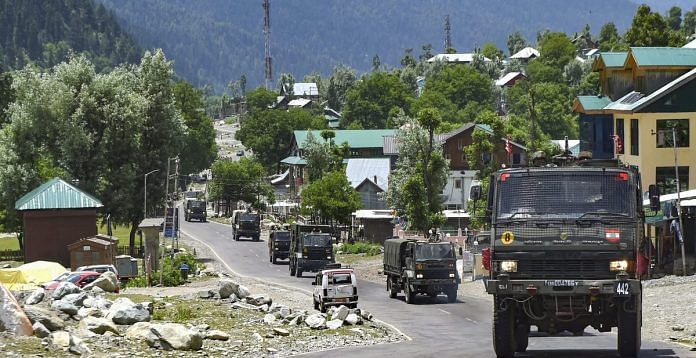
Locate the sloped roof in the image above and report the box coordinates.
[594,52,628,69]
[684,38,696,49]
[510,47,539,59]
[628,47,696,67]
[293,83,319,96]
[575,95,612,112]
[280,156,307,165]
[15,178,103,211]
[294,129,396,150]
[427,53,491,63]
[288,98,312,108]
[442,123,527,150]
[495,72,525,86]
[346,158,390,191]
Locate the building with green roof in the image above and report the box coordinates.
[15,178,102,266]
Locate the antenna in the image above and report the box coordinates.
[444,14,452,52]
[263,0,272,90]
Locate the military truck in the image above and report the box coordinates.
[478,156,660,357]
[268,228,291,264]
[289,224,334,277]
[184,200,207,222]
[231,210,261,241]
[383,238,459,303]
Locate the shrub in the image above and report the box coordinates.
[341,242,382,256]
[124,251,199,288]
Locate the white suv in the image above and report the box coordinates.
[312,266,358,312]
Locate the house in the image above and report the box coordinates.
[495,72,526,87]
[574,47,696,193]
[427,53,491,64]
[324,107,341,129]
[15,178,103,267]
[684,38,696,49]
[287,98,313,109]
[440,123,527,210]
[510,47,540,62]
[67,235,118,271]
[351,210,394,244]
[345,158,390,210]
[292,83,319,98]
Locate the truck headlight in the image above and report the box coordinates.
[326,256,332,259]
[296,253,303,258]
[499,260,518,273]
[609,260,628,271]
[416,274,423,279]
[449,273,456,278]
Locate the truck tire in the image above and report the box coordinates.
[313,298,319,310]
[319,301,327,313]
[493,295,515,358]
[515,323,530,352]
[617,295,641,357]
[289,262,296,276]
[387,278,397,298]
[272,253,277,264]
[253,235,260,242]
[295,267,302,278]
[446,285,457,303]
[404,284,416,304]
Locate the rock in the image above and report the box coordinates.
[83,271,118,293]
[24,287,45,305]
[0,283,33,336]
[231,302,263,311]
[345,313,362,325]
[288,316,302,326]
[51,282,81,300]
[51,331,71,349]
[51,300,78,316]
[272,327,290,337]
[197,290,214,299]
[80,316,119,335]
[62,292,88,307]
[236,285,250,299]
[305,313,326,329]
[69,334,91,355]
[252,332,263,342]
[263,314,276,325]
[1,264,11,268]
[195,324,210,332]
[23,306,65,331]
[152,323,203,351]
[360,310,373,321]
[327,319,344,330]
[332,305,350,321]
[32,322,50,338]
[205,330,230,341]
[246,294,272,306]
[88,286,105,295]
[77,307,101,318]
[125,322,159,347]
[83,296,112,310]
[672,325,686,332]
[350,328,364,335]
[218,280,237,299]
[141,301,154,314]
[106,298,150,325]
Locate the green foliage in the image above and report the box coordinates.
[537,32,576,69]
[685,6,696,35]
[326,65,357,111]
[598,22,623,51]
[667,6,682,31]
[507,31,527,57]
[0,69,13,127]
[303,132,350,182]
[246,88,277,113]
[624,5,686,47]
[173,81,217,176]
[341,242,382,256]
[301,171,361,224]
[341,72,414,129]
[173,305,196,322]
[481,43,504,62]
[422,65,494,116]
[209,157,274,211]
[465,111,504,180]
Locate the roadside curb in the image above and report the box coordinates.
[180,228,412,341]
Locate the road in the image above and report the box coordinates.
[180,218,690,357]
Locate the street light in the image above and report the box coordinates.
[144,169,160,219]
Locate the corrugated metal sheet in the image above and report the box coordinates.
[293,83,319,96]
[293,129,396,149]
[427,53,491,63]
[510,47,539,59]
[598,52,628,68]
[15,178,103,211]
[630,47,696,67]
[576,95,611,111]
[280,156,307,165]
[345,158,390,191]
[383,136,398,155]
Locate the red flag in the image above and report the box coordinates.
[505,135,512,155]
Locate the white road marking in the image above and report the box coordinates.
[438,309,451,315]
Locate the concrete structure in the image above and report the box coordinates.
[15,178,103,267]
[138,218,164,272]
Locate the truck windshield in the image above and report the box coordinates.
[415,243,454,260]
[303,235,332,246]
[497,172,634,219]
[274,232,291,241]
[240,213,259,222]
[189,201,205,209]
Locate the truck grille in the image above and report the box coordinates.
[422,269,452,279]
[514,259,611,279]
[307,248,329,260]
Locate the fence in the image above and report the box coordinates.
[0,249,24,262]
[117,246,145,258]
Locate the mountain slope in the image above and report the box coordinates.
[0,0,142,71]
[99,0,639,91]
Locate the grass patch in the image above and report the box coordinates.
[97,224,135,246]
[0,236,19,251]
[340,242,382,256]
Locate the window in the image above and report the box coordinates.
[630,119,639,155]
[454,179,462,189]
[656,119,689,148]
[656,166,689,195]
[615,118,624,154]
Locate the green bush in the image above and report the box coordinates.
[341,242,382,256]
[124,251,199,288]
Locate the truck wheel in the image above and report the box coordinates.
[313,298,319,310]
[319,301,326,313]
[289,263,296,276]
[295,268,302,278]
[254,235,260,242]
[515,324,530,352]
[446,286,457,303]
[272,253,277,264]
[387,279,397,298]
[617,296,641,357]
[404,284,415,304]
[493,295,515,358]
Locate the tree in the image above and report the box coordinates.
[301,171,360,224]
[400,48,417,68]
[419,43,434,62]
[507,31,527,57]
[173,81,217,178]
[624,5,671,47]
[246,87,276,113]
[684,6,696,35]
[481,43,504,62]
[325,65,356,111]
[302,131,349,181]
[598,22,622,51]
[537,32,576,69]
[209,157,274,214]
[341,72,414,129]
[372,55,381,72]
[0,67,13,127]
[422,65,494,113]
[278,73,295,95]
[667,6,682,31]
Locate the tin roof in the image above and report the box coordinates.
[346,158,390,191]
[628,47,696,67]
[280,156,307,166]
[510,47,539,59]
[596,52,628,68]
[427,53,491,63]
[293,83,319,96]
[576,95,612,111]
[15,177,103,211]
[293,129,396,150]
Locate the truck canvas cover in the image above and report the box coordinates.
[383,238,413,272]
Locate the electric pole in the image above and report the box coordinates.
[263,0,272,90]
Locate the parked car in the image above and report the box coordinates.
[42,271,71,288]
[42,271,102,290]
[76,264,119,277]
[312,265,358,312]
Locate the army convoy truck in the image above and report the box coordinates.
[479,158,660,358]
[383,238,459,303]
[289,224,334,278]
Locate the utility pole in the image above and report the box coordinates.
[672,127,687,276]
[263,0,272,90]
[173,158,180,250]
[160,156,179,286]
[444,15,452,52]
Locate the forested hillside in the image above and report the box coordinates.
[0,0,141,71]
[98,0,639,91]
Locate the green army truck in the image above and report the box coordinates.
[383,238,459,304]
[479,157,660,358]
[288,224,334,278]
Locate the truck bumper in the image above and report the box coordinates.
[411,279,458,286]
[322,296,358,307]
[298,260,332,272]
[485,277,641,296]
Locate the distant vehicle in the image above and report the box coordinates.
[76,264,119,277]
[42,271,102,290]
[232,210,260,241]
[236,150,244,156]
[268,229,291,264]
[312,265,358,312]
[383,238,459,304]
[289,224,334,278]
[185,199,207,222]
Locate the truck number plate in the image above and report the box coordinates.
[335,298,349,303]
[614,282,631,296]
[544,280,578,287]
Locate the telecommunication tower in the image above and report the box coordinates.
[444,14,452,51]
[263,0,272,89]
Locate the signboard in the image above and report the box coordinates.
[164,207,179,237]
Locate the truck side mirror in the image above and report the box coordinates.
[470,183,482,201]
[648,184,660,212]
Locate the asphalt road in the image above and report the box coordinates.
[180,218,692,357]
